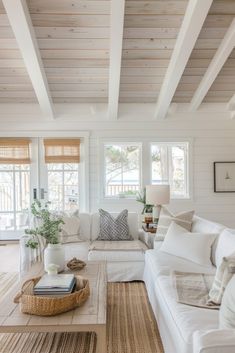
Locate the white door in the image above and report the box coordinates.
[0,138,82,240]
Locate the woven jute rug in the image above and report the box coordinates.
[0,277,164,353]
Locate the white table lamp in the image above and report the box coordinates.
[146,185,170,223]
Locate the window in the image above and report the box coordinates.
[43,139,80,212]
[151,142,189,198]
[104,143,141,198]
[0,139,31,236]
[47,163,79,212]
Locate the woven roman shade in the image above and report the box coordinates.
[0,138,31,164]
[44,139,80,163]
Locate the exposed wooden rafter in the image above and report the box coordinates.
[108,0,125,120]
[154,0,213,120]
[2,0,54,119]
[190,18,235,111]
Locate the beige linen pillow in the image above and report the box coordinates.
[156,206,194,240]
[60,211,82,244]
[208,251,235,305]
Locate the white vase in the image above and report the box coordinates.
[44,243,65,273]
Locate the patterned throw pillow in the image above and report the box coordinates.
[97,209,132,241]
[208,251,235,305]
[156,206,194,240]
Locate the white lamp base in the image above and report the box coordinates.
[152,205,161,224]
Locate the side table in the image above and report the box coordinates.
[140,225,157,249]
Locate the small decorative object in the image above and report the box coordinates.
[46,263,59,276]
[67,257,86,271]
[145,184,170,223]
[136,188,153,219]
[214,162,235,192]
[14,275,90,316]
[25,200,65,271]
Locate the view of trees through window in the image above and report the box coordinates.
[0,164,30,232]
[47,163,79,212]
[104,144,141,197]
[151,143,188,198]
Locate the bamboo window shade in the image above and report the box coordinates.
[44,139,80,163]
[0,138,31,164]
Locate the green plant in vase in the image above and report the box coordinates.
[136,187,153,214]
[25,199,64,249]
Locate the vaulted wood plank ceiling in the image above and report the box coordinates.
[119,0,187,103]
[0,0,235,119]
[0,0,37,103]
[173,0,235,103]
[27,0,110,103]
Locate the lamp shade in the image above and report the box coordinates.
[145,185,170,205]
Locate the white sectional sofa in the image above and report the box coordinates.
[144,215,235,353]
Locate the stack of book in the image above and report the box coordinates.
[33,274,76,296]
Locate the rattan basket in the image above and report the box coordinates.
[14,275,90,316]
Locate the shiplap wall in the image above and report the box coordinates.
[88,120,235,228]
[0,106,235,228]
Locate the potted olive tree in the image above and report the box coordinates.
[25,200,65,272]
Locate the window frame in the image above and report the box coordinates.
[100,140,143,200]
[150,141,192,200]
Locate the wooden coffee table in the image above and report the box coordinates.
[0,261,107,353]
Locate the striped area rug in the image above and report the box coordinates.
[0,281,164,353]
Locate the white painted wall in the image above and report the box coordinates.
[0,103,235,227]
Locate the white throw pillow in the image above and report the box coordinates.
[156,206,194,240]
[160,221,217,267]
[208,251,235,305]
[60,212,82,244]
[220,275,235,329]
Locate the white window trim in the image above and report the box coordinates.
[99,137,193,203]
[100,139,143,201]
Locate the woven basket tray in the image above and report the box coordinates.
[14,275,90,316]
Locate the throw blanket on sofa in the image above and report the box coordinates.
[172,271,220,310]
[89,240,148,252]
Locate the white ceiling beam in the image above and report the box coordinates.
[2,0,54,119]
[155,0,213,120]
[190,18,235,112]
[108,0,125,120]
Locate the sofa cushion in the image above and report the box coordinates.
[157,206,194,239]
[97,209,132,241]
[192,216,225,266]
[60,213,81,244]
[160,222,217,267]
[145,249,216,278]
[155,274,219,345]
[215,229,235,267]
[91,212,139,240]
[88,241,146,262]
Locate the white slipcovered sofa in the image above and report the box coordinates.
[144,215,235,353]
[21,212,147,282]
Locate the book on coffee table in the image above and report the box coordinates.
[34,274,76,296]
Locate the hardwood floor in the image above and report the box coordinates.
[0,244,19,272]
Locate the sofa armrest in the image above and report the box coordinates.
[193,329,235,353]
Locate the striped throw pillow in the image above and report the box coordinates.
[208,252,235,305]
[156,206,194,239]
[97,209,132,241]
